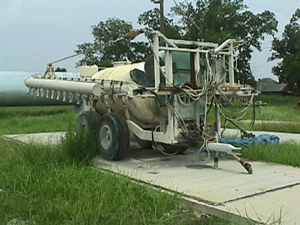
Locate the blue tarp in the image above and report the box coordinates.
[220,134,280,147]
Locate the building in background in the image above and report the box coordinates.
[256,78,289,95]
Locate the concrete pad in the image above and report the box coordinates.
[240,120,300,125]
[223,128,300,142]
[3,132,66,145]
[223,184,300,224]
[94,145,300,224]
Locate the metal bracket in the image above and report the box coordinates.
[207,142,253,174]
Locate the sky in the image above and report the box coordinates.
[0,0,299,82]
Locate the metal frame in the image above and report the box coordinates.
[130,31,244,144]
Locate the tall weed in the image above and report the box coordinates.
[60,131,98,164]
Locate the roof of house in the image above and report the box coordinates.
[256,78,288,93]
[258,78,278,84]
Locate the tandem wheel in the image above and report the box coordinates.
[96,113,130,160]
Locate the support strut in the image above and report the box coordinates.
[231,154,253,174]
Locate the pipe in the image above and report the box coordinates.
[0,71,78,106]
[25,77,101,96]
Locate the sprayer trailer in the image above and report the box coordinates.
[25,30,254,173]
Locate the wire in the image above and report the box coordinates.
[215,92,256,126]
[50,30,144,65]
[181,85,206,101]
[197,90,212,164]
[50,38,123,64]
[217,96,250,116]
[166,104,189,136]
[149,92,189,155]
[151,125,179,156]
[246,2,293,16]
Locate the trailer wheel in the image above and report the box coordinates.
[97,113,130,160]
[134,134,152,149]
[76,111,101,135]
[161,144,187,154]
[113,113,130,154]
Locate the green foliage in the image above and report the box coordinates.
[170,0,278,86]
[138,8,182,39]
[269,9,300,92]
[55,67,67,72]
[74,1,279,87]
[76,18,151,67]
[61,131,98,164]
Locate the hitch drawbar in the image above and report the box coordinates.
[207,143,253,174]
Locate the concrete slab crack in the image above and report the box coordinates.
[223,182,300,204]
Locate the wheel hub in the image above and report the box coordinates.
[100,125,112,150]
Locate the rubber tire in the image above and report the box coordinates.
[161,143,187,154]
[96,113,130,161]
[76,111,101,135]
[134,134,152,149]
[113,113,130,153]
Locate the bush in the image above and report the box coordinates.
[61,131,98,164]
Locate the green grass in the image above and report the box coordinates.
[0,95,298,135]
[0,106,77,135]
[242,141,300,167]
[237,122,300,133]
[0,136,200,225]
[257,95,299,106]
[0,132,239,224]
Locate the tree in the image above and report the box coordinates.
[55,67,67,72]
[170,0,278,86]
[138,8,181,39]
[76,18,151,67]
[269,9,300,92]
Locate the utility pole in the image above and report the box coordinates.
[151,0,164,34]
